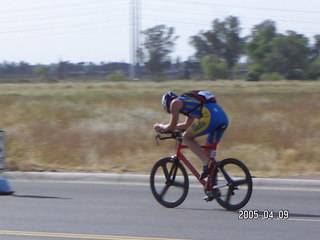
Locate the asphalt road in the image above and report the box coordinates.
[0,179,319,240]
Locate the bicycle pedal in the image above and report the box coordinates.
[203,196,214,202]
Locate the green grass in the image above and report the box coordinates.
[0,80,319,177]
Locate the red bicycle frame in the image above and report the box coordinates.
[174,141,219,188]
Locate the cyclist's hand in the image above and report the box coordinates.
[154,123,172,134]
[153,123,164,132]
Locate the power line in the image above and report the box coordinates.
[0,7,127,25]
[141,1,320,37]
[0,0,125,15]
[142,16,320,37]
[147,0,320,15]
[0,20,129,42]
[0,2,128,27]
[141,1,320,24]
[142,10,320,29]
[0,11,130,36]
[0,18,128,35]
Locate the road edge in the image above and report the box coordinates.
[2,172,320,189]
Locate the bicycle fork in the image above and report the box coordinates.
[165,156,180,184]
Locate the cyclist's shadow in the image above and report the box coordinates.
[176,206,232,212]
[265,211,320,220]
[11,193,71,200]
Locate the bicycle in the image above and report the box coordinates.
[150,125,252,211]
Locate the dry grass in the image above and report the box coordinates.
[0,80,319,178]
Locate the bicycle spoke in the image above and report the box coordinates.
[160,184,170,198]
[225,186,232,205]
[219,167,233,183]
[161,164,170,181]
[171,164,179,182]
[233,179,249,186]
[171,181,185,188]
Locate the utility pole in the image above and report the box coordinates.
[129,0,141,79]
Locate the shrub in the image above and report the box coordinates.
[33,66,51,81]
[106,73,127,82]
[246,63,265,81]
[260,72,283,81]
[201,54,229,80]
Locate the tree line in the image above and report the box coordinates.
[1,16,320,81]
[0,61,130,82]
[140,16,320,80]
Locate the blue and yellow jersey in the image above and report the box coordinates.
[177,93,228,144]
[177,95,203,118]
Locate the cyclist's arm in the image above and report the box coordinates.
[177,117,195,131]
[164,99,182,131]
[154,99,183,132]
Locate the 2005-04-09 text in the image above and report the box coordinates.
[238,209,290,220]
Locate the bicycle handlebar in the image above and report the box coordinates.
[155,130,183,143]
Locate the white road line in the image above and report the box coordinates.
[0,230,192,240]
[287,218,320,223]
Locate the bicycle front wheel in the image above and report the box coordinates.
[213,158,252,211]
[150,157,189,208]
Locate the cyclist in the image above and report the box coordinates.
[154,91,229,179]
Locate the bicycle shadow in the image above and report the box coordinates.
[288,213,320,218]
[177,207,320,220]
[258,211,320,220]
[11,193,71,200]
[176,207,230,213]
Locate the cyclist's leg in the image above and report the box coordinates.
[183,106,213,178]
[206,106,228,154]
[182,104,213,162]
[202,104,229,168]
[183,130,210,166]
[206,124,228,145]
[206,102,229,143]
[204,126,227,160]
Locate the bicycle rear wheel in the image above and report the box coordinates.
[150,157,189,208]
[212,158,252,211]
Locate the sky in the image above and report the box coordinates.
[0,0,319,64]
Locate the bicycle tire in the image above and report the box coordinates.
[150,157,189,208]
[212,158,252,211]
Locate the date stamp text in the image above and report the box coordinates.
[238,209,290,220]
